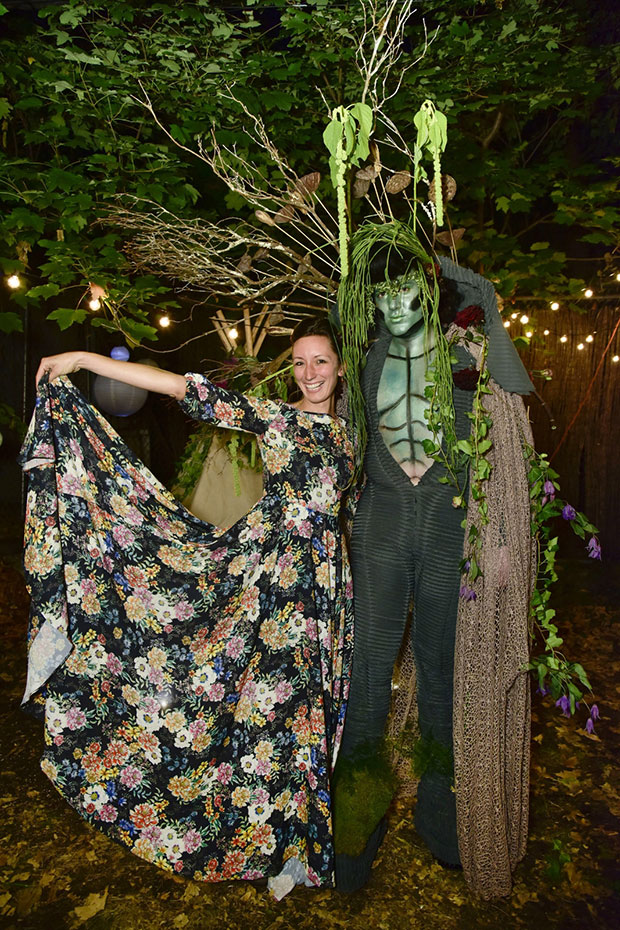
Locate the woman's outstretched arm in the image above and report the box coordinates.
[35,351,187,400]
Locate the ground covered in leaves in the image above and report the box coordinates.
[1,554,619,930]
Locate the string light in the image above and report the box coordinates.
[613,355,619,363]
[503,320,511,328]
[159,315,171,328]
[560,335,568,343]
[585,334,594,343]
[544,329,550,336]
[577,343,584,350]
[584,288,593,298]
[525,330,533,338]
[520,314,529,324]
[511,312,518,320]
[616,274,620,283]
[7,274,21,289]
[228,327,238,340]
[88,298,101,311]
[550,301,560,310]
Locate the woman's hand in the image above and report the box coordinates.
[36,352,84,387]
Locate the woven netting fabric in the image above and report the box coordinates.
[451,329,536,899]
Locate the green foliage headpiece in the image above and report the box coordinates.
[337,219,449,470]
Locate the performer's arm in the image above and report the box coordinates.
[35,351,187,400]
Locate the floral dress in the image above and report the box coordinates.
[20,373,355,891]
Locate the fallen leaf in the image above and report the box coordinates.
[70,887,108,923]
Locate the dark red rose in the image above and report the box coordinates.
[454,304,484,329]
[452,366,480,390]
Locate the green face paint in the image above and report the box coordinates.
[373,277,423,337]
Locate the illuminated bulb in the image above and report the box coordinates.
[159,315,171,328]
[228,327,238,340]
[613,355,619,363]
[511,312,518,320]
[577,343,584,350]
[616,273,620,282]
[550,301,560,311]
[585,334,593,343]
[504,320,511,328]
[7,274,21,289]
[520,314,529,324]
[525,330,533,338]
[544,329,550,336]
[560,335,568,343]
[88,298,101,311]
[584,288,593,298]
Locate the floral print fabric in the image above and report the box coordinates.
[21,373,355,888]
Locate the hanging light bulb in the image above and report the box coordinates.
[503,320,511,328]
[7,274,21,289]
[228,327,238,340]
[88,298,101,311]
[612,355,619,363]
[525,330,533,338]
[544,329,550,336]
[584,288,593,298]
[511,312,518,320]
[520,314,529,324]
[560,335,568,343]
[159,315,171,328]
[577,343,584,350]
[616,273,620,283]
[585,334,593,343]
[550,301,560,311]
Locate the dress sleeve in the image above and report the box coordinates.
[179,372,279,435]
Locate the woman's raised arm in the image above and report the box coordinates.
[35,351,187,400]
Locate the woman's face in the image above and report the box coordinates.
[292,334,342,414]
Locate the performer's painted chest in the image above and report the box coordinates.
[376,340,440,483]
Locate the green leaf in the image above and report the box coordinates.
[119,318,158,344]
[46,307,87,330]
[25,283,61,300]
[0,311,23,334]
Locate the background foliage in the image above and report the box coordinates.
[0,0,618,343]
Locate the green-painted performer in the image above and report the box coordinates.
[335,224,536,899]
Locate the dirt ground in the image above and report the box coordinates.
[1,554,619,930]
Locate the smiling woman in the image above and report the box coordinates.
[20,328,355,899]
[290,316,343,416]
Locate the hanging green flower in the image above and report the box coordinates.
[322,102,373,278]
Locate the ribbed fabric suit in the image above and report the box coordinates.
[341,330,475,863]
[340,258,534,867]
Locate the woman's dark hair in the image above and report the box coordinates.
[290,315,341,356]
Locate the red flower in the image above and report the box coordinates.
[452,367,480,391]
[454,304,484,329]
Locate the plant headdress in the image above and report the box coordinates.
[337,218,454,472]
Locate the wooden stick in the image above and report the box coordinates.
[243,305,253,355]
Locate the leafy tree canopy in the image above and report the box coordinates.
[0,0,617,340]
